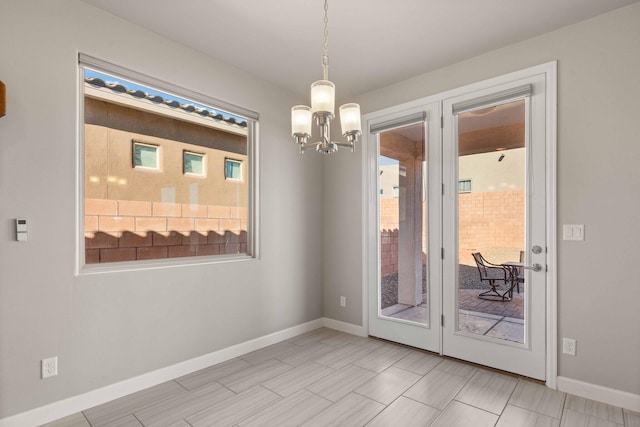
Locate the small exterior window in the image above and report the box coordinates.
[392,186,399,198]
[225,159,242,180]
[459,179,472,193]
[133,142,159,169]
[380,189,384,195]
[184,151,205,176]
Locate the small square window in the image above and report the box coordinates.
[459,179,472,193]
[225,159,242,180]
[133,142,158,169]
[184,151,205,176]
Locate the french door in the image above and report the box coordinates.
[442,74,548,380]
[366,65,554,381]
[367,103,441,353]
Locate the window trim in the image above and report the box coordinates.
[183,150,206,177]
[132,141,160,171]
[224,158,243,181]
[78,54,260,274]
[458,179,472,193]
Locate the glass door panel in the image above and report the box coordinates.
[456,100,526,344]
[378,122,428,325]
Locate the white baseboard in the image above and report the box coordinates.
[557,376,640,413]
[0,318,324,427]
[322,317,367,337]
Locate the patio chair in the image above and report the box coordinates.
[471,252,513,301]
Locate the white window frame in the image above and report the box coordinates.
[78,54,260,274]
[224,158,243,181]
[132,141,160,170]
[183,151,206,177]
[458,179,472,193]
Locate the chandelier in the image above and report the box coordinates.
[291,0,361,154]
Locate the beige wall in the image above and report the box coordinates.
[459,148,525,193]
[85,97,248,207]
[324,2,640,396]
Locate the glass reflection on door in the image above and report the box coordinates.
[456,100,526,343]
[378,122,428,325]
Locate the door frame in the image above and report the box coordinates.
[361,61,557,388]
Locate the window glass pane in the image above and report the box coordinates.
[458,179,471,193]
[184,152,204,176]
[225,159,241,180]
[82,67,253,265]
[133,144,158,169]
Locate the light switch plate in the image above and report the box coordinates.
[563,224,584,241]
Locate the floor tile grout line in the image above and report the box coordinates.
[498,377,522,417]
[400,393,443,412]
[174,378,190,392]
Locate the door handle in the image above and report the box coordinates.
[523,263,543,272]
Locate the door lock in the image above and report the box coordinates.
[531,245,543,254]
[523,263,543,272]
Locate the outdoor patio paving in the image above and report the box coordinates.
[382,288,525,343]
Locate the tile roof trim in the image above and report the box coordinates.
[85,78,248,136]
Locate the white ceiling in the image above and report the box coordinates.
[81,0,639,99]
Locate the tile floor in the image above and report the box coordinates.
[43,328,640,427]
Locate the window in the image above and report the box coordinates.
[459,179,472,193]
[133,142,159,169]
[392,186,399,198]
[184,151,205,176]
[80,54,257,268]
[225,159,242,181]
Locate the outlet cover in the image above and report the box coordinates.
[41,357,58,379]
[340,296,346,307]
[562,338,576,356]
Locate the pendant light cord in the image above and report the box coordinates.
[322,0,329,80]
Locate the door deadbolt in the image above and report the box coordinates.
[531,245,543,254]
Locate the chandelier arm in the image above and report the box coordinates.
[301,141,323,150]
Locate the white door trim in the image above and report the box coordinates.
[361,61,557,388]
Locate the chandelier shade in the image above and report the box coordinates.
[311,80,335,114]
[339,103,361,134]
[291,105,312,136]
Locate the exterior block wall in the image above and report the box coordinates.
[85,198,247,263]
[379,190,524,274]
[380,199,399,278]
[458,190,524,265]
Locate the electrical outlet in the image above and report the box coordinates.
[340,296,346,307]
[41,357,58,379]
[562,338,576,356]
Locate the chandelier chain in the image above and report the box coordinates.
[322,0,329,80]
